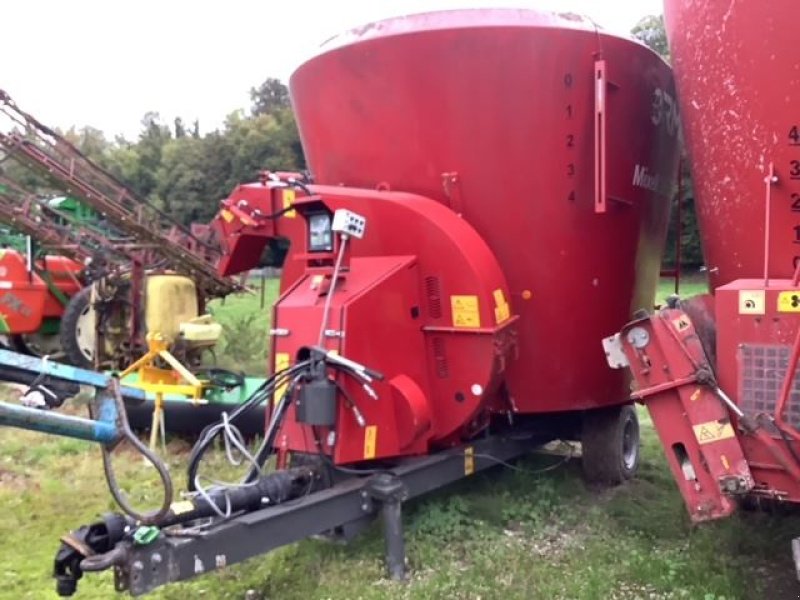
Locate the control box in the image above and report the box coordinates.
[332,209,366,239]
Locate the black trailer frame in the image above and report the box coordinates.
[112,433,537,596]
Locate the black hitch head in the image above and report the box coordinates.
[53,513,130,597]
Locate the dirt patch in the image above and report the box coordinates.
[749,560,800,600]
[499,521,590,560]
[0,467,34,491]
[607,582,677,600]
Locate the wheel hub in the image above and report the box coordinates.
[74,303,97,362]
[622,416,639,471]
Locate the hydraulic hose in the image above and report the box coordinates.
[186,363,309,491]
[102,378,173,525]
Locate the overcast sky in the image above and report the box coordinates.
[3,0,662,140]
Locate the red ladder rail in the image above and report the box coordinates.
[0,90,237,297]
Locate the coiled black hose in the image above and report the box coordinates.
[186,362,310,491]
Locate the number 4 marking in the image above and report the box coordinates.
[790,125,800,146]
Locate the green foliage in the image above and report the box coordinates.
[409,495,474,540]
[632,14,669,59]
[207,280,277,374]
[663,184,705,269]
[250,77,291,116]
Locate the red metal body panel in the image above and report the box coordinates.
[289,9,679,413]
[39,256,83,317]
[611,279,800,520]
[616,309,753,521]
[665,0,800,288]
[271,189,516,462]
[213,182,306,289]
[716,280,800,501]
[0,251,82,333]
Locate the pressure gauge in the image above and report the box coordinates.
[626,326,650,349]
[308,212,333,252]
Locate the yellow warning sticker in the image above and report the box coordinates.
[689,388,701,402]
[274,352,290,404]
[720,454,730,471]
[693,421,735,445]
[739,290,766,315]
[672,316,691,332]
[170,500,195,515]
[464,446,475,475]
[220,209,234,223]
[282,188,296,219]
[778,291,800,313]
[451,295,481,328]
[493,289,510,324]
[364,425,377,459]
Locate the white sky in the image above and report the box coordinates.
[3,0,662,140]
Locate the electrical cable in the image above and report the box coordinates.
[309,416,396,477]
[220,412,258,467]
[334,380,365,427]
[317,234,348,346]
[186,365,308,491]
[286,178,313,196]
[186,371,282,489]
[186,377,303,519]
[472,441,575,476]
[254,203,299,221]
[190,477,234,520]
[243,376,301,483]
[184,353,382,513]
[187,402,285,515]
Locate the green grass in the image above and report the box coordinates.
[3,410,798,600]
[656,272,709,306]
[207,277,279,375]
[2,272,799,599]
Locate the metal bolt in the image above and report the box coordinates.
[132,561,144,572]
[361,502,370,512]
[151,553,162,565]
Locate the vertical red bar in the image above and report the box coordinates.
[594,59,607,214]
[674,157,683,294]
[129,260,144,366]
[763,162,774,288]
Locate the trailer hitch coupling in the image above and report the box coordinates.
[54,513,131,597]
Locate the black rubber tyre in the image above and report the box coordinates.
[581,404,640,484]
[59,286,95,369]
[10,332,62,358]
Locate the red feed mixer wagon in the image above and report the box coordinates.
[605,0,800,569]
[215,9,680,473]
[35,9,679,596]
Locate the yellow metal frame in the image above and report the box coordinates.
[121,332,208,451]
